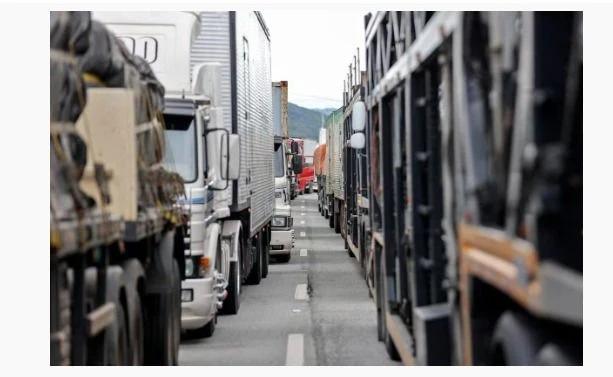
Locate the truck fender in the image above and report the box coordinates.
[121,259,145,364]
[221,220,242,263]
[202,222,221,272]
[145,230,176,295]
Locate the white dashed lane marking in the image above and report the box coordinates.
[285,334,304,366]
[294,283,308,300]
[300,231,306,237]
[300,248,308,257]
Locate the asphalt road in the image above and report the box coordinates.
[179,193,398,366]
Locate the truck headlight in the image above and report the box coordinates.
[272,216,287,227]
[185,258,194,277]
[185,256,211,278]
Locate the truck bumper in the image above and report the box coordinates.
[270,228,294,255]
[181,276,216,330]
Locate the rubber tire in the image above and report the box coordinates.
[334,213,341,234]
[277,253,291,263]
[346,241,355,258]
[170,260,181,366]
[535,343,577,366]
[385,329,401,361]
[220,260,240,315]
[376,253,385,341]
[490,311,544,365]
[246,236,263,285]
[328,208,335,228]
[379,258,400,361]
[191,315,216,338]
[107,302,130,365]
[128,293,145,365]
[262,238,270,279]
[144,268,178,365]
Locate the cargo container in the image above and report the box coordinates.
[324,108,344,233]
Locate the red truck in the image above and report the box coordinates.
[287,138,315,195]
[297,159,315,194]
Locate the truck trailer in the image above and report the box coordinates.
[348,11,583,365]
[271,81,296,262]
[51,11,187,365]
[324,108,345,234]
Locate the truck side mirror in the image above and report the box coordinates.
[351,101,366,132]
[292,155,303,174]
[349,132,366,150]
[227,134,240,180]
[219,132,240,183]
[291,140,300,154]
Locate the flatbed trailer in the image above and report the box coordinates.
[50,12,188,365]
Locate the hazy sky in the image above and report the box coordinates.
[263,10,368,110]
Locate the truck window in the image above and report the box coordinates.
[162,113,198,183]
[274,144,285,178]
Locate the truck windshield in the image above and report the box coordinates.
[274,144,285,178]
[162,113,198,183]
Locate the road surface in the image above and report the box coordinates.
[179,193,398,366]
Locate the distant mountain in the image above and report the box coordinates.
[287,102,325,142]
[313,108,336,117]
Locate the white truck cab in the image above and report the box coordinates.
[270,136,294,262]
[96,11,240,336]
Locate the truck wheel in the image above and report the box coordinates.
[376,254,385,341]
[346,239,355,258]
[191,315,216,338]
[490,311,544,365]
[121,259,145,365]
[145,292,173,365]
[144,263,179,366]
[334,213,341,234]
[106,299,130,365]
[128,293,145,365]
[170,260,181,366]
[262,239,270,278]
[277,253,291,263]
[246,236,263,285]
[535,343,578,365]
[328,208,334,228]
[220,259,241,315]
[385,329,400,361]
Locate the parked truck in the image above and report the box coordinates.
[324,108,344,234]
[313,142,327,214]
[348,11,583,365]
[96,11,275,338]
[339,59,374,277]
[271,81,295,262]
[51,11,187,365]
